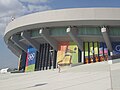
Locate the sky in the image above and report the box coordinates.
[0,0,120,69]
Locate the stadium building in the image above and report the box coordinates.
[4,8,120,72]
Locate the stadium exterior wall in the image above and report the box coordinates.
[4,8,120,72]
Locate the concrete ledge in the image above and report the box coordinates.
[71,63,83,67]
[108,59,120,64]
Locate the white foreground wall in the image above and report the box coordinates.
[0,62,120,90]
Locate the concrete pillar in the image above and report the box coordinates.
[7,40,22,55]
[18,54,22,70]
[101,27,113,52]
[11,35,27,52]
[81,51,84,63]
[66,26,83,51]
[21,31,39,51]
[39,28,58,51]
[8,45,21,57]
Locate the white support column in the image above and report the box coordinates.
[110,52,113,56]
[18,54,22,70]
[11,35,27,52]
[39,28,58,51]
[66,26,83,51]
[101,27,113,52]
[108,51,113,64]
[81,51,84,63]
[21,31,39,51]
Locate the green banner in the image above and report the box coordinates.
[85,42,88,57]
[69,42,78,64]
[89,42,93,57]
[94,42,98,55]
[25,64,35,72]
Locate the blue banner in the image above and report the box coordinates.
[99,42,103,56]
[103,43,108,55]
[25,46,37,72]
[27,46,36,66]
[112,42,120,55]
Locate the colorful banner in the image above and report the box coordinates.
[89,42,93,63]
[25,46,37,72]
[99,42,108,61]
[103,43,108,61]
[103,43,108,55]
[89,42,93,57]
[83,42,110,63]
[69,42,78,64]
[94,42,99,62]
[57,42,78,65]
[94,42,98,55]
[99,42,103,56]
[57,42,69,65]
[85,42,88,57]
[85,42,89,63]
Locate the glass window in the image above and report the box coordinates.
[31,30,39,37]
[16,33,23,40]
[30,29,40,37]
[78,27,101,35]
[108,27,120,36]
[50,27,67,36]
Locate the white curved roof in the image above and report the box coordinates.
[4,8,120,43]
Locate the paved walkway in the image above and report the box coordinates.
[0,61,120,90]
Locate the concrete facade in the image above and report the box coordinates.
[4,8,120,57]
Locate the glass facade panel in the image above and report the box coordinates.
[108,27,120,36]
[50,27,67,36]
[78,27,101,35]
[16,33,23,40]
[31,30,40,37]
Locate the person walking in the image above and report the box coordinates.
[57,63,61,73]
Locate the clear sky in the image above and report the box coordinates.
[0,0,120,69]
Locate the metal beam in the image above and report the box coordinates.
[21,31,39,51]
[101,27,113,52]
[66,27,83,51]
[10,35,27,52]
[39,28,58,51]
